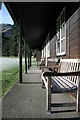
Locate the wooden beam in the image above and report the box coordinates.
[19,24,22,83]
[24,40,27,74]
[46,76,51,114]
[0,2,2,10]
[43,71,80,77]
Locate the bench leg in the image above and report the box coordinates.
[76,76,80,112]
[42,80,45,88]
[46,76,51,114]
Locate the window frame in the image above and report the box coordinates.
[56,8,66,56]
[46,41,50,57]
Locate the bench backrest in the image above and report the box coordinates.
[59,59,80,87]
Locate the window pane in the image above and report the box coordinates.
[61,39,65,52]
[56,17,60,31]
[61,14,63,25]
[61,24,65,39]
[61,26,63,38]
[63,24,65,38]
[57,42,60,53]
[57,31,60,41]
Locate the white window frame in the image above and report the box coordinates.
[46,41,50,57]
[56,8,66,56]
[44,45,46,58]
[42,49,44,58]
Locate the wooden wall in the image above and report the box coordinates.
[50,7,80,59]
[65,7,80,59]
[50,35,56,58]
[36,50,41,62]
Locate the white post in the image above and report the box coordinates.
[46,76,51,114]
[76,76,80,112]
[45,44,47,66]
[46,56,47,66]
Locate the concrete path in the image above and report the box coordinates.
[2,66,80,119]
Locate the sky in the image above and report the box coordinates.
[0,3,14,25]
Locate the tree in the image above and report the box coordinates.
[2,24,19,57]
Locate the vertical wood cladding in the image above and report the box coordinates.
[50,7,80,59]
[50,35,56,58]
[36,50,41,62]
[68,7,80,59]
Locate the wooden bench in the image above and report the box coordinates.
[41,59,80,113]
[40,57,60,73]
[38,58,45,69]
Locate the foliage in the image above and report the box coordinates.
[2,24,19,57]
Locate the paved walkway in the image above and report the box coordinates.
[2,66,80,119]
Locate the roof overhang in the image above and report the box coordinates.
[5,2,79,49]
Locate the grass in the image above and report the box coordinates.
[31,58,37,66]
[1,65,25,97]
[0,57,37,98]
[0,72,2,98]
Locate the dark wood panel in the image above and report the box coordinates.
[66,20,69,30]
[69,45,80,58]
[78,44,80,52]
[79,26,80,36]
[69,37,78,48]
[36,50,41,61]
[66,36,70,43]
[70,50,78,55]
[70,28,78,40]
[79,19,80,28]
[70,46,78,53]
[70,54,79,59]
[70,20,78,34]
[50,36,56,58]
[66,19,80,39]
[70,51,79,57]
[66,41,70,59]
[66,29,70,39]
[78,36,80,45]
[78,53,80,59]
[69,7,80,27]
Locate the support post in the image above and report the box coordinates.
[28,46,30,70]
[24,40,27,74]
[46,76,51,114]
[30,49,32,67]
[19,24,22,83]
[76,76,80,112]
[45,44,47,66]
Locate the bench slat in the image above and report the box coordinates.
[51,76,77,91]
[51,77,66,89]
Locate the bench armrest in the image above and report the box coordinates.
[40,65,60,71]
[43,71,80,77]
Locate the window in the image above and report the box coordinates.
[56,8,66,56]
[41,45,45,58]
[46,33,50,57]
[44,46,46,58]
[46,42,50,57]
[41,33,50,58]
[42,48,44,58]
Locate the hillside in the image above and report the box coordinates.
[1,24,19,56]
[2,24,13,39]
